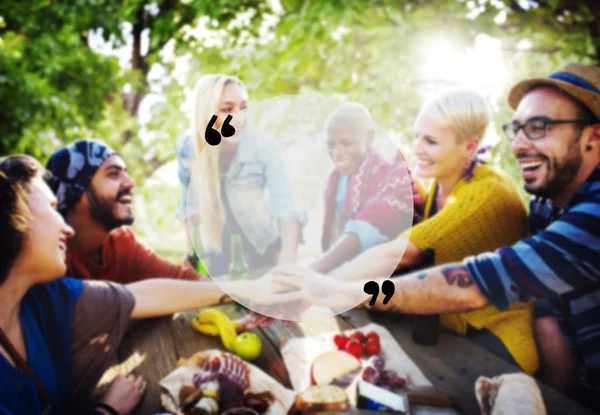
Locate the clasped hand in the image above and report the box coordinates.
[232,264,364,330]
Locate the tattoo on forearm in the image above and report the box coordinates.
[416,272,427,280]
[441,265,473,289]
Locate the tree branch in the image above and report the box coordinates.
[123,5,149,132]
[144,154,170,178]
[131,6,148,74]
[502,46,561,54]
[507,0,527,13]
[379,3,400,27]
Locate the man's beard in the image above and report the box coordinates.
[524,133,582,199]
[87,187,134,231]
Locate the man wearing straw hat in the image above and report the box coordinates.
[270,63,600,411]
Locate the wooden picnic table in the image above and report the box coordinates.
[102,305,594,415]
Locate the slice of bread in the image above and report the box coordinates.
[295,385,350,412]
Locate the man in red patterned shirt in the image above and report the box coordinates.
[46,139,202,283]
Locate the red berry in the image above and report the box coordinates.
[366,331,380,343]
[389,374,406,389]
[368,356,385,371]
[333,334,349,350]
[349,331,365,343]
[345,339,363,358]
[361,366,380,384]
[379,370,395,386]
[364,338,381,356]
[379,370,406,389]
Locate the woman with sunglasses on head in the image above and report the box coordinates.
[0,155,297,415]
[176,74,306,276]
[276,89,540,375]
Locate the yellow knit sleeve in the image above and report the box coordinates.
[400,167,528,265]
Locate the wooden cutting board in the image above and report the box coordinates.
[280,323,460,415]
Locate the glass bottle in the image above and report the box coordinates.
[188,249,208,275]
[228,233,249,280]
[412,249,440,345]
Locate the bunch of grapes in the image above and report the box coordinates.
[360,356,406,390]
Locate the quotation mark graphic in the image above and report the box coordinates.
[205,114,236,146]
[363,280,396,306]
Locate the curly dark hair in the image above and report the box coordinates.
[0,155,49,284]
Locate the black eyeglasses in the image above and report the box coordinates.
[502,116,593,141]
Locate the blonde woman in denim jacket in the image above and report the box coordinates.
[176,75,306,276]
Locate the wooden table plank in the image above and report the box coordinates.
[117,317,181,415]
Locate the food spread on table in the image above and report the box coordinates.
[294,329,412,413]
[282,323,457,414]
[162,320,463,414]
[159,350,295,415]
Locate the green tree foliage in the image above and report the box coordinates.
[0,0,264,170]
[0,4,122,158]
[1,1,598,257]
[2,0,597,162]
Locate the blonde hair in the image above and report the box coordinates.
[191,74,246,253]
[416,88,491,143]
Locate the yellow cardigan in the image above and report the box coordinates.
[402,165,539,374]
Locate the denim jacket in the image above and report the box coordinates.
[176,126,307,255]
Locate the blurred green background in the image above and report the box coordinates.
[1,0,598,262]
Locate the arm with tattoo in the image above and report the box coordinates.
[367,263,488,314]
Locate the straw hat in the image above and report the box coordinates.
[508,63,600,120]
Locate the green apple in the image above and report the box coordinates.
[234,332,262,361]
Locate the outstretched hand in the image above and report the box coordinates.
[236,297,314,330]
[236,311,290,330]
[270,264,365,309]
[225,272,303,305]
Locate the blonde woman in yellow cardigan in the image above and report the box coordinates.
[284,88,539,374]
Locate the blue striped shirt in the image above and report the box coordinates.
[465,165,600,390]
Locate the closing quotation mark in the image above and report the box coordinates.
[363,280,395,306]
[205,114,236,146]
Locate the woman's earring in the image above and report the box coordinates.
[586,144,593,152]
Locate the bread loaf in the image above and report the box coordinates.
[294,385,350,412]
[475,373,546,415]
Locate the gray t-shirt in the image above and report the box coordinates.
[70,281,135,414]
